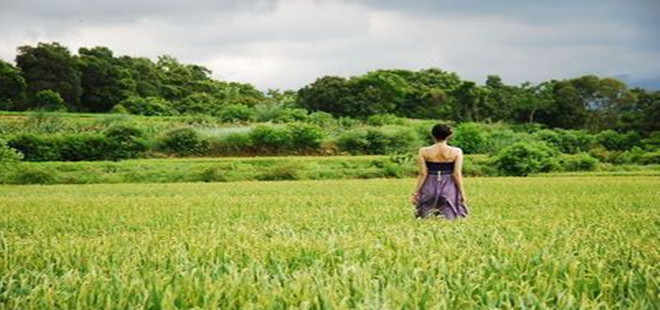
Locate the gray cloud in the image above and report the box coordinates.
[0,0,658,90]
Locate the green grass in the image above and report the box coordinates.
[0,155,497,185]
[1,176,658,309]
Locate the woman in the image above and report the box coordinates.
[411,124,469,219]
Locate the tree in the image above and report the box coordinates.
[16,42,82,110]
[297,76,351,116]
[449,81,487,122]
[0,60,26,110]
[344,71,409,117]
[78,46,136,112]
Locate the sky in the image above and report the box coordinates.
[1,0,659,90]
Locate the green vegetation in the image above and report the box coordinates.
[1,176,657,308]
[1,42,657,136]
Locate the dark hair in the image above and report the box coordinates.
[431,124,452,141]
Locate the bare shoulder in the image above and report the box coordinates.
[450,146,464,156]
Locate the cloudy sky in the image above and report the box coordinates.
[1,0,659,90]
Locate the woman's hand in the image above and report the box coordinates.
[460,195,468,205]
[410,193,419,205]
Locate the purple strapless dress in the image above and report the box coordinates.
[415,161,469,219]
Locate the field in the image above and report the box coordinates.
[1,176,659,309]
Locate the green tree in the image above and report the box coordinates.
[16,42,82,110]
[297,76,351,116]
[77,46,136,112]
[0,60,26,110]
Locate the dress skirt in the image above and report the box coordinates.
[415,173,469,219]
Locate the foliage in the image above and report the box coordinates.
[495,141,560,176]
[559,153,599,171]
[159,128,209,156]
[34,90,67,111]
[104,125,149,160]
[217,104,255,123]
[0,138,24,162]
[116,96,178,116]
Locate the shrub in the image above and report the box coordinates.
[0,138,23,162]
[212,132,254,155]
[176,93,221,115]
[336,129,370,154]
[217,104,254,123]
[159,128,209,156]
[307,111,334,127]
[484,129,529,155]
[639,151,660,165]
[15,166,57,184]
[596,130,641,151]
[200,167,228,182]
[104,125,149,160]
[559,153,599,171]
[452,123,488,154]
[367,114,406,126]
[257,164,301,181]
[495,141,560,176]
[249,124,292,153]
[57,134,110,161]
[272,108,309,123]
[34,90,67,111]
[536,129,595,154]
[337,126,421,155]
[286,122,325,151]
[117,96,178,116]
[8,134,61,161]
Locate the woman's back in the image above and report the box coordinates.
[422,144,459,163]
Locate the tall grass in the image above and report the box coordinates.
[1,176,658,308]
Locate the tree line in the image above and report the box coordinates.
[0,42,658,135]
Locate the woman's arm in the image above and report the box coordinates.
[452,148,467,203]
[411,148,427,204]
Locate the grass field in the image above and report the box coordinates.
[1,176,659,309]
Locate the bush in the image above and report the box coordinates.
[217,104,254,122]
[0,138,23,162]
[272,108,308,123]
[249,124,292,153]
[104,125,149,160]
[596,130,641,151]
[536,129,595,154]
[257,164,301,181]
[639,151,660,165]
[452,123,488,154]
[8,134,61,161]
[307,111,334,127]
[495,141,560,176]
[159,128,209,156]
[34,90,67,111]
[200,167,228,182]
[211,132,253,155]
[176,93,221,115]
[336,126,421,155]
[57,134,110,161]
[559,153,599,171]
[484,129,529,155]
[117,96,178,116]
[286,122,325,151]
[336,129,370,154]
[367,114,406,126]
[15,166,57,184]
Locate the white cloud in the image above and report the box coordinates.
[0,0,658,90]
